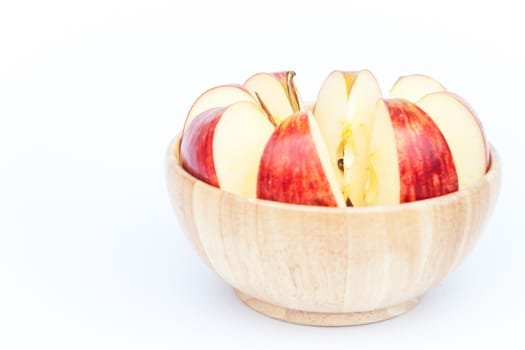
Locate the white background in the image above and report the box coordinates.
[1,1,524,349]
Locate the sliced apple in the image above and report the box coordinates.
[416,91,489,189]
[389,74,446,102]
[244,71,303,125]
[180,101,275,197]
[366,99,458,206]
[313,70,382,206]
[183,84,257,134]
[365,101,399,206]
[257,111,345,207]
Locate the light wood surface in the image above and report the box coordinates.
[166,137,501,326]
[235,289,421,326]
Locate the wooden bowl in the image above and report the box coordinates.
[165,136,501,326]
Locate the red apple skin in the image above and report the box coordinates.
[180,107,225,187]
[385,99,458,203]
[257,112,339,207]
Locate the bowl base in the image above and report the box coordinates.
[235,289,421,326]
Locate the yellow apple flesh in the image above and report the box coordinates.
[313,70,382,206]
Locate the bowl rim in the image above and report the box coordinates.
[167,135,501,214]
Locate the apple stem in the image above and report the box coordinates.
[255,92,278,127]
[286,71,303,112]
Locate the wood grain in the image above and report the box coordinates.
[235,289,421,326]
[165,136,501,326]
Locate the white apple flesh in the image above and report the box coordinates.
[244,71,303,125]
[416,91,489,189]
[389,74,446,102]
[183,84,256,134]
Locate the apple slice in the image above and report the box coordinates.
[257,111,345,207]
[313,70,382,207]
[365,101,399,206]
[180,101,275,197]
[416,91,489,189]
[389,74,446,102]
[183,84,257,134]
[244,71,303,125]
[366,99,458,206]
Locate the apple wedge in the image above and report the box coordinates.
[389,74,446,102]
[257,111,345,207]
[183,84,257,133]
[366,99,458,206]
[313,70,382,206]
[416,91,489,189]
[180,101,275,197]
[244,71,303,125]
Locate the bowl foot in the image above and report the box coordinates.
[235,289,421,326]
